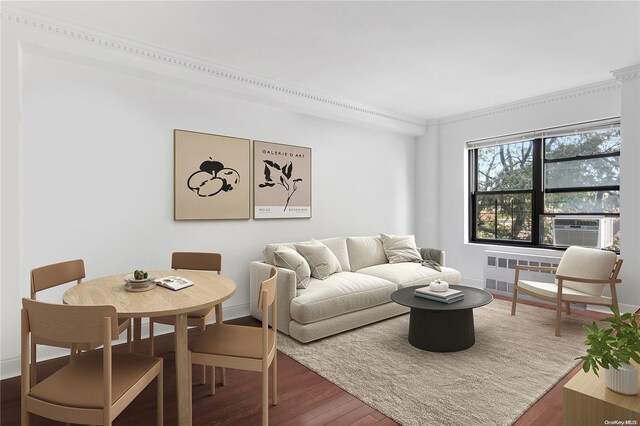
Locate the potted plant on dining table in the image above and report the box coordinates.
[577,306,640,395]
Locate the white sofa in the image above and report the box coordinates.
[250,235,461,342]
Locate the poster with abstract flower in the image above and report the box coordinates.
[254,140,311,219]
[174,129,250,220]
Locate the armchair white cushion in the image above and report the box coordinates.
[511,246,622,337]
[556,246,618,296]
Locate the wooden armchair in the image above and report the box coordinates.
[21,298,163,425]
[511,246,623,336]
[30,259,131,386]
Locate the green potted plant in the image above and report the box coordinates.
[577,306,640,395]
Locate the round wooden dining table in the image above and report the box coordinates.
[63,269,236,426]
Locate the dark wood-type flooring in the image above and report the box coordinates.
[1,295,606,425]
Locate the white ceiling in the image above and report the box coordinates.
[12,1,640,121]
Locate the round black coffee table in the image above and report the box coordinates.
[391,285,493,352]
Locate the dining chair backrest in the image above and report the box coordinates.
[172,252,221,273]
[22,298,118,344]
[258,267,277,320]
[20,298,162,426]
[30,259,85,298]
[556,246,620,296]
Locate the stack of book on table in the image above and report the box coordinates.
[414,286,464,304]
[153,276,194,291]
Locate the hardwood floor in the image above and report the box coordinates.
[1,296,607,425]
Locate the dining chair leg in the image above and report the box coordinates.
[273,354,278,406]
[188,355,193,421]
[127,323,132,353]
[149,320,155,356]
[200,324,207,385]
[565,302,571,315]
[133,318,143,353]
[30,342,37,387]
[262,365,268,426]
[157,361,164,426]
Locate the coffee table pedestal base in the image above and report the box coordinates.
[408,307,475,352]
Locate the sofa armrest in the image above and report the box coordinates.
[418,248,446,267]
[249,261,297,335]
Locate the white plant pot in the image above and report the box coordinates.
[605,363,638,395]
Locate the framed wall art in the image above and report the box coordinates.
[174,129,250,220]
[253,140,312,219]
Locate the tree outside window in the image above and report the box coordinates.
[470,124,620,251]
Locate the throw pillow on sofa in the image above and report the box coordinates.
[274,247,311,289]
[294,241,342,280]
[346,236,388,271]
[380,233,423,264]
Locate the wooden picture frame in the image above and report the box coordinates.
[174,129,250,220]
[253,140,312,219]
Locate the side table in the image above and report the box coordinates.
[563,367,640,425]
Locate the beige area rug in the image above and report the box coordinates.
[278,299,599,426]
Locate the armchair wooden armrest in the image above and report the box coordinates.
[555,274,622,284]
[514,265,557,272]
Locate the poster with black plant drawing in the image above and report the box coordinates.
[254,140,311,219]
[174,130,250,220]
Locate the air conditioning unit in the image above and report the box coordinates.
[552,217,614,249]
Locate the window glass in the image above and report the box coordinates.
[470,121,620,249]
[545,129,620,160]
[544,191,620,214]
[545,157,619,189]
[476,193,532,241]
[476,141,533,191]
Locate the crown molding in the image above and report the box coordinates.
[0,5,426,135]
[612,64,640,83]
[436,80,620,127]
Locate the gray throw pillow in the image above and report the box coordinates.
[274,247,311,289]
[380,233,423,264]
[294,242,342,280]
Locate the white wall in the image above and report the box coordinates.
[416,80,640,310]
[1,43,415,377]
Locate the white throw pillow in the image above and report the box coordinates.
[346,236,388,271]
[274,247,311,289]
[318,237,352,272]
[380,233,423,264]
[294,241,342,280]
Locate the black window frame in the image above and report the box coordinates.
[469,124,620,251]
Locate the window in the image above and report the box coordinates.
[469,120,620,251]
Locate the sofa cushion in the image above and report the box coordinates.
[263,242,303,265]
[274,247,311,289]
[290,272,396,324]
[346,236,388,271]
[379,233,422,264]
[357,263,461,288]
[318,237,351,272]
[295,241,342,280]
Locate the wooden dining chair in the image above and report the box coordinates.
[190,267,278,426]
[149,252,224,385]
[30,259,132,386]
[21,298,163,426]
[511,246,623,336]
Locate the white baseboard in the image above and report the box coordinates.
[0,303,250,380]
